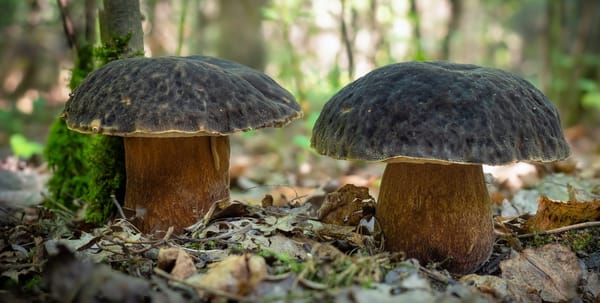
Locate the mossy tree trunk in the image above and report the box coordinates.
[98,0,144,54]
[46,0,98,211]
[83,0,144,224]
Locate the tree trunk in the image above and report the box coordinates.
[217,0,266,70]
[441,0,462,60]
[98,0,144,55]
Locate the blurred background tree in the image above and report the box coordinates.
[1,0,599,161]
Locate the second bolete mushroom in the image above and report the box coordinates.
[311,61,569,273]
[63,56,302,233]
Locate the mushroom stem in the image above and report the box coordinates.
[210,136,221,171]
[376,162,494,273]
[124,136,230,233]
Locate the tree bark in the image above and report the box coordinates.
[217,0,266,70]
[441,0,462,60]
[99,0,144,55]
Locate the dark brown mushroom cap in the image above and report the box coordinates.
[63,56,302,136]
[311,61,570,165]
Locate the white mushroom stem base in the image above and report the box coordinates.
[377,162,494,274]
[124,136,230,233]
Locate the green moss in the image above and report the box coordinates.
[22,275,42,293]
[83,135,126,224]
[45,118,91,210]
[69,44,95,90]
[526,227,600,254]
[94,33,144,65]
[45,35,139,222]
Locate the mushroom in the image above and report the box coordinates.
[63,56,302,233]
[311,61,570,273]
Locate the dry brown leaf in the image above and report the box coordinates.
[461,274,541,303]
[524,196,600,231]
[500,244,582,302]
[187,254,267,297]
[317,184,375,226]
[157,247,196,280]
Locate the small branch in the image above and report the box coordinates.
[111,195,126,220]
[56,0,78,50]
[517,221,600,239]
[180,223,251,243]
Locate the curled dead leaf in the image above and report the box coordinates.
[187,254,267,297]
[524,196,600,231]
[157,247,196,280]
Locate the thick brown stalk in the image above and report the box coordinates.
[124,136,230,233]
[376,162,494,273]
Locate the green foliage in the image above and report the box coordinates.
[579,78,600,109]
[22,275,42,292]
[258,249,304,274]
[83,135,126,224]
[9,134,44,158]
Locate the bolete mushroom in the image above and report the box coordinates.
[63,56,302,233]
[311,61,570,273]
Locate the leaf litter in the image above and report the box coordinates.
[2,138,600,302]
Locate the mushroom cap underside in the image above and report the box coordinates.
[311,61,570,165]
[63,56,302,137]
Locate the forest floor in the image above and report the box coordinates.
[0,125,599,302]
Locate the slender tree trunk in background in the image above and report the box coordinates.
[99,0,144,55]
[546,0,597,127]
[409,0,424,60]
[563,0,595,126]
[441,0,462,60]
[84,0,96,43]
[340,0,355,80]
[217,0,266,70]
[366,0,386,66]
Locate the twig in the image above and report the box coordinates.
[154,267,251,302]
[111,195,126,220]
[420,266,453,284]
[517,221,600,239]
[180,223,252,243]
[56,0,78,50]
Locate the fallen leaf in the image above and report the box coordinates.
[44,245,154,303]
[500,244,582,302]
[524,196,600,231]
[461,274,541,303]
[317,184,375,226]
[187,254,267,297]
[157,247,196,280]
